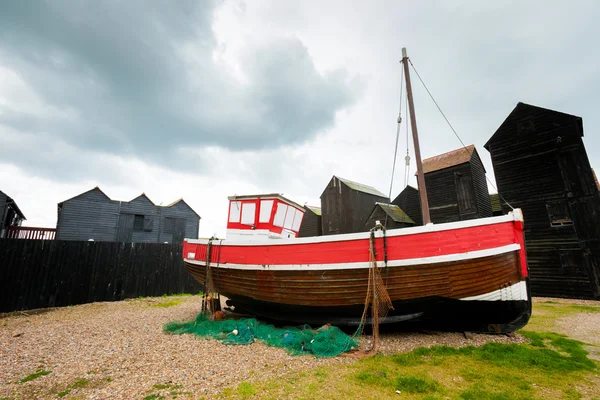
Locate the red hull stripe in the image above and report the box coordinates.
[184,244,520,271]
[185,221,520,267]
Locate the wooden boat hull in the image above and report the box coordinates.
[183,211,531,333]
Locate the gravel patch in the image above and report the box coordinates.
[1,296,526,399]
[534,297,600,307]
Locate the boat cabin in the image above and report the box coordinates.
[226,194,305,240]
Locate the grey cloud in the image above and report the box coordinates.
[0,0,361,179]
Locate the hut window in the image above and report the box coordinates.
[241,203,256,225]
[143,216,154,232]
[273,203,287,227]
[546,201,573,227]
[229,201,241,223]
[259,200,274,223]
[133,214,145,231]
[164,217,184,233]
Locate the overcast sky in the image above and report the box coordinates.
[1,0,599,237]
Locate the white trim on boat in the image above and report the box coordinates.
[183,243,520,271]
[459,281,528,302]
[185,210,523,247]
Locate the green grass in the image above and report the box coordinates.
[143,395,164,400]
[70,378,89,389]
[18,369,51,383]
[152,299,183,308]
[54,377,90,397]
[218,331,598,399]
[236,382,256,398]
[395,376,442,394]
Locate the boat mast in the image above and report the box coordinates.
[401,47,431,225]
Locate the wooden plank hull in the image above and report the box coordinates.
[183,211,531,332]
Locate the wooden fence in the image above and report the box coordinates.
[7,226,56,240]
[0,239,202,313]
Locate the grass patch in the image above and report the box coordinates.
[236,382,256,398]
[18,369,51,383]
[143,395,164,400]
[70,378,89,389]
[152,299,183,308]
[53,377,91,398]
[218,331,598,399]
[395,376,442,394]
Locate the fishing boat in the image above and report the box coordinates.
[182,49,532,333]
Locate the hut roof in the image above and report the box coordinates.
[336,176,387,197]
[374,202,414,224]
[305,205,322,216]
[422,145,475,174]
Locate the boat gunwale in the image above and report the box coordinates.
[184,209,524,246]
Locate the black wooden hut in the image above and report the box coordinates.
[392,185,423,226]
[485,102,600,299]
[0,190,26,239]
[421,145,492,223]
[364,203,415,231]
[298,205,323,237]
[489,194,506,216]
[320,176,389,235]
[56,187,201,244]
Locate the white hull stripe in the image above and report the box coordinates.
[184,243,520,271]
[185,210,524,247]
[459,281,528,302]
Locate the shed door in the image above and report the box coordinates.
[172,218,186,244]
[454,173,477,220]
[116,213,134,242]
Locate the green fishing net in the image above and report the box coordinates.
[164,313,359,358]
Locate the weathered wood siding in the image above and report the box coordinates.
[485,102,600,299]
[56,190,200,243]
[159,201,200,243]
[470,151,493,218]
[56,189,119,241]
[0,239,202,313]
[320,177,389,235]
[425,163,473,223]
[392,186,423,226]
[298,207,322,237]
[120,195,160,243]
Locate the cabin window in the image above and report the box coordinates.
[229,201,241,223]
[292,209,303,231]
[259,200,274,223]
[546,201,573,227]
[273,203,287,227]
[283,207,296,229]
[241,203,256,225]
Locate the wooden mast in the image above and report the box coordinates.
[401,47,431,225]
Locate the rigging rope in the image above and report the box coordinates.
[383,63,405,229]
[403,93,411,189]
[407,59,515,211]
